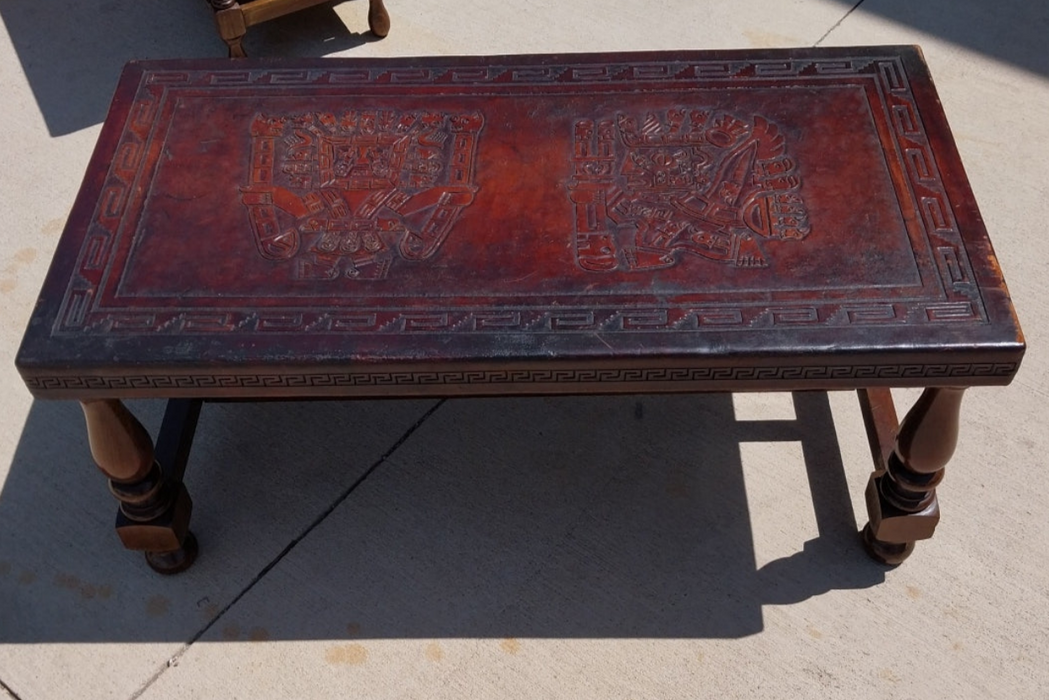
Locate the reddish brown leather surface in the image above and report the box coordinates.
[16,48,1024,398]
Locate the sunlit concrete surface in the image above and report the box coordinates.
[1,1,1047,697]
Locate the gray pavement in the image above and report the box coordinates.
[1,1,1047,698]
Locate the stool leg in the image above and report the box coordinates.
[210,1,248,57]
[862,387,967,565]
[368,0,391,37]
[80,399,198,574]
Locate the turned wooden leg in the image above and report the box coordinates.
[368,0,391,37]
[210,1,248,57]
[861,387,967,565]
[80,399,200,574]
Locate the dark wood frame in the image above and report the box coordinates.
[73,385,969,573]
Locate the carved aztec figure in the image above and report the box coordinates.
[568,109,811,272]
[241,110,484,280]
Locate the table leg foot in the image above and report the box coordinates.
[226,38,247,58]
[859,387,966,564]
[861,523,915,566]
[146,531,199,575]
[368,0,390,37]
[212,3,248,57]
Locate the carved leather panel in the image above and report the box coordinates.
[17,49,1024,396]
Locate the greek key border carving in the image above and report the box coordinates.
[25,361,1020,393]
[147,58,884,88]
[72,300,982,335]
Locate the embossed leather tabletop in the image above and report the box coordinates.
[16,47,1024,399]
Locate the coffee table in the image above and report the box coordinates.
[15,48,1024,573]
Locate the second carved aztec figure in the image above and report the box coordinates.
[568,108,811,272]
[241,109,484,280]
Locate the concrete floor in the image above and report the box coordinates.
[1,1,1047,698]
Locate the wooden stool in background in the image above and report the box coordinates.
[208,0,390,57]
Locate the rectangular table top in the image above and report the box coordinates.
[17,47,1024,398]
